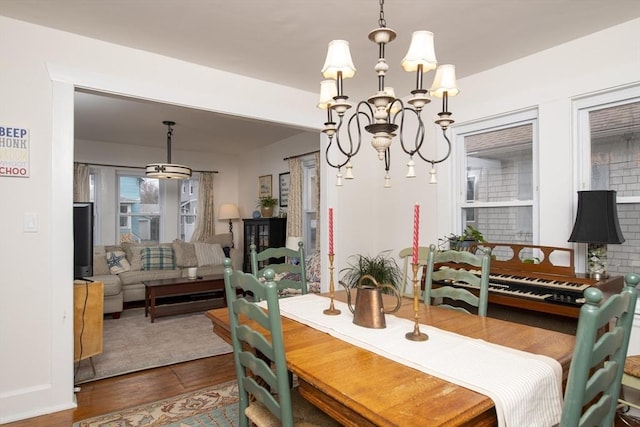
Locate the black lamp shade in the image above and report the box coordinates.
[568,190,625,244]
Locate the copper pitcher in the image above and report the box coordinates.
[340,275,402,329]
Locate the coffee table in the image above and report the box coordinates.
[144,275,226,322]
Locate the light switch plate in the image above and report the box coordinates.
[24,213,38,232]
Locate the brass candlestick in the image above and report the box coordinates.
[405,262,428,341]
[324,253,341,315]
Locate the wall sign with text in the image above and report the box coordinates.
[0,125,30,178]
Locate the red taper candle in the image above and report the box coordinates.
[412,204,420,264]
[328,208,334,255]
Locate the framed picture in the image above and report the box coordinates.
[258,175,272,198]
[279,172,290,207]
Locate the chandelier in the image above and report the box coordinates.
[145,120,192,180]
[318,0,459,187]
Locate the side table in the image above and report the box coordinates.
[74,280,104,377]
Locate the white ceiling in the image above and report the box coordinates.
[3,0,640,154]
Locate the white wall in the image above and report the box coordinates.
[0,16,317,423]
[237,132,320,248]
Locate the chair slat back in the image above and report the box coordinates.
[250,242,307,297]
[223,258,294,427]
[399,246,431,297]
[423,244,492,316]
[560,273,639,427]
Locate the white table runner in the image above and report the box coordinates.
[270,294,564,427]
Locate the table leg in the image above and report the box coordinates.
[145,286,149,317]
[150,289,156,323]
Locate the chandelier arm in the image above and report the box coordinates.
[395,106,425,157]
[327,115,355,170]
[416,127,453,165]
[342,101,375,158]
[325,138,351,170]
[327,102,372,168]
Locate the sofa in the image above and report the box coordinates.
[88,233,242,318]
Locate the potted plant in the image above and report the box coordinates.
[257,196,278,218]
[339,250,402,295]
[443,225,486,251]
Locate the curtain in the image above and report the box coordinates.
[287,157,303,240]
[313,151,320,252]
[73,163,90,202]
[190,172,216,242]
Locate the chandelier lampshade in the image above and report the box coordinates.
[319,0,459,187]
[145,120,192,180]
[318,80,338,110]
[321,40,357,80]
[430,65,460,98]
[401,31,437,73]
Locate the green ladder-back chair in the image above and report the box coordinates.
[560,273,639,427]
[398,246,432,298]
[222,259,338,427]
[423,244,492,317]
[250,242,307,298]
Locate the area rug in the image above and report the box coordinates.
[74,307,232,384]
[73,380,239,427]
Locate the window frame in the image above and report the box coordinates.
[116,172,164,244]
[572,83,640,273]
[302,156,317,252]
[452,107,539,242]
[178,175,199,242]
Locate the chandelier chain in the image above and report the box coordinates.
[378,0,386,28]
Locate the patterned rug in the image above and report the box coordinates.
[73,380,239,426]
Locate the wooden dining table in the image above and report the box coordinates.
[206,291,575,426]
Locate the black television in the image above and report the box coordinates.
[73,202,94,279]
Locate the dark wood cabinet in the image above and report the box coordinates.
[243,217,286,272]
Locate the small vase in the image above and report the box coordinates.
[260,206,274,218]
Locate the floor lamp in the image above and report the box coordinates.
[219,204,240,248]
[568,190,625,279]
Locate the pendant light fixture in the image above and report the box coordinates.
[318,0,458,188]
[145,120,192,179]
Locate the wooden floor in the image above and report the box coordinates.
[5,347,640,427]
[4,353,236,427]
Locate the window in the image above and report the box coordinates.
[455,109,537,244]
[179,176,199,241]
[118,175,161,243]
[90,167,198,244]
[89,170,99,244]
[302,157,317,251]
[575,86,640,275]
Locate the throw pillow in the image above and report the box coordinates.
[106,250,131,274]
[194,242,226,266]
[141,246,176,270]
[92,246,111,276]
[172,239,198,267]
[121,242,146,271]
